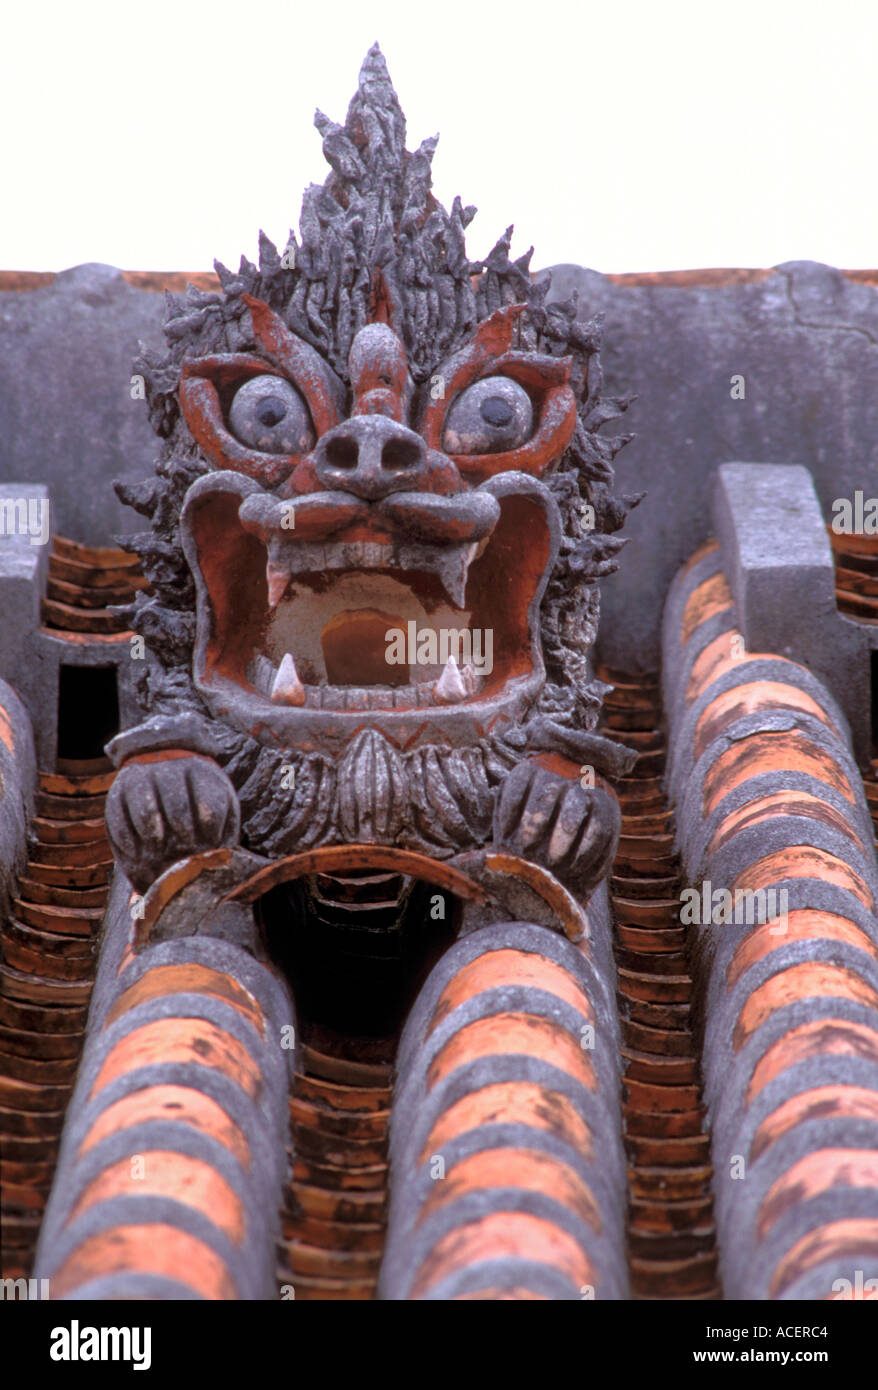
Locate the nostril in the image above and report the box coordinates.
[381,437,422,472]
[325,436,359,470]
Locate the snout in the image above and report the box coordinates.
[313,416,429,501]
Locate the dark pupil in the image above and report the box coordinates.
[480,395,514,427]
[256,395,287,427]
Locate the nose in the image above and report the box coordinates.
[313,415,428,501]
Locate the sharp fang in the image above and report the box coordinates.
[431,542,478,608]
[267,561,289,609]
[393,541,478,608]
[271,653,306,706]
[435,655,468,704]
[462,663,480,695]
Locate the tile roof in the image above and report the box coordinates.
[379,919,627,1300]
[598,666,720,1298]
[663,536,878,1299]
[31,874,294,1299]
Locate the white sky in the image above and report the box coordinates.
[3,0,876,275]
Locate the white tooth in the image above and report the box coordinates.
[266,561,289,608]
[456,542,479,603]
[270,653,306,706]
[394,542,477,608]
[288,543,326,573]
[435,655,468,704]
[331,542,364,570]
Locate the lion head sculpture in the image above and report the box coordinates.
[108,45,639,908]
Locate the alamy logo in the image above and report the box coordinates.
[0,495,50,547]
[50,1320,151,1371]
[384,622,493,675]
[0,1276,50,1299]
[831,1270,878,1298]
[831,491,878,535]
[680,880,789,932]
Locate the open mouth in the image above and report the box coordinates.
[248,547,487,708]
[180,472,560,753]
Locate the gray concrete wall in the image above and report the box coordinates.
[544,261,878,673]
[0,265,166,544]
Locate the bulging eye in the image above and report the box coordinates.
[228,375,314,455]
[442,376,534,455]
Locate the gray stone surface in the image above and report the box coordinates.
[0,484,146,770]
[0,264,166,543]
[543,260,878,672]
[0,484,50,687]
[0,482,143,770]
[713,461,871,763]
[13,630,142,772]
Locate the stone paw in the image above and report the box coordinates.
[493,759,621,897]
[105,753,240,893]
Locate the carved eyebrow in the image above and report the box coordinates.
[243,295,346,434]
[420,304,572,453]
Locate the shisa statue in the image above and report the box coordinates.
[105,44,638,938]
